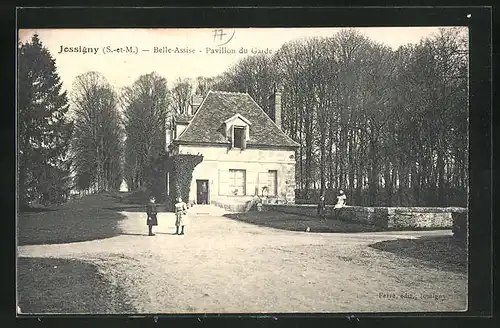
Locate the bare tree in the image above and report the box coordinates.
[70,71,123,192]
[170,77,193,115]
[194,76,216,96]
[121,72,169,191]
[199,28,468,207]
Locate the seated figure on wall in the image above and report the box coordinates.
[333,190,347,219]
[317,194,326,217]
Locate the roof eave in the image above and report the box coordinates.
[247,143,300,150]
[174,140,299,150]
[173,140,231,146]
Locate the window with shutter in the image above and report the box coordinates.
[229,169,246,195]
[268,170,277,196]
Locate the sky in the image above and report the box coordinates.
[18,27,459,94]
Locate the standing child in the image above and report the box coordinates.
[175,197,188,235]
[146,196,158,236]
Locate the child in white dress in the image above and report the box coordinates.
[174,197,188,235]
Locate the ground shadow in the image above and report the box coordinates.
[369,236,467,275]
[19,206,58,213]
[120,232,149,236]
[224,212,384,233]
[17,257,136,314]
[158,232,180,236]
[17,208,125,246]
[120,232,178,236]
[103,205,171,213]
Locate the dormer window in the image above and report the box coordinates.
[224,114,252,150]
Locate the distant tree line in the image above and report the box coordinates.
[18,28,468,208]
[204,28,469,207]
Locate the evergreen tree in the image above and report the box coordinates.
[17,33,73,208]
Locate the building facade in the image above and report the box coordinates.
[166,90,299,208]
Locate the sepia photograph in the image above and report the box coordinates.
[16,23,470,314]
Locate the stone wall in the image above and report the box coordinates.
[263,204,467,230]
[211,200,247,212]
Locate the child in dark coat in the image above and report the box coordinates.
[146,196,158,236]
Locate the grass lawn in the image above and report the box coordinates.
[224,211,384,233]
[17,193,128,246]
[369,236,468,275]
[118,189,153,205]
[17,257,136,314]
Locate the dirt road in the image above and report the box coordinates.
[17,205,467,313]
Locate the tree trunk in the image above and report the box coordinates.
[334,136,339,191]
[327,127,334,190]
[384,162,392,206]
[298,111,304,190]
[319,136,326,194]
[368,137,378,206]
[304,107,313,192]
[18,162,28,209]
[348,129,355,193]
[411,161,419,206]
[437,148,445,205]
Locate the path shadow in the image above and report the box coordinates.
[369,235,467,274]
[223,212,384,233]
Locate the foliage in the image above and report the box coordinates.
[17,33,74,207]
[144,150,169,200]
[165,154,203,211]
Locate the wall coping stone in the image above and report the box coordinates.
[264,204,466,213]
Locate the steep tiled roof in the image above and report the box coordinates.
[175,91,300,148]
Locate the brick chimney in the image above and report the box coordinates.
[190,95,204,115]
[268,87,282,129]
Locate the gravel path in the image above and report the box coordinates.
[17,206,467,313]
